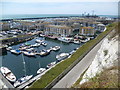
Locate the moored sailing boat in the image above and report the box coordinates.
[14,54,33,87]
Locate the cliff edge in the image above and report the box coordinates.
[75,25,119,88]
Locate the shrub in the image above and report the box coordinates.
[104,50,108,56]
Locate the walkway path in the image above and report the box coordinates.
[52,40,103,88]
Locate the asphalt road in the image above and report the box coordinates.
[52,40,103,88]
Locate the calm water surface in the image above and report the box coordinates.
[0,37,82,79]
[1,14,117,20]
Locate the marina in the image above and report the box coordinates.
[0,36,82,88]
[0,0,118,88]
[0,11,116,89]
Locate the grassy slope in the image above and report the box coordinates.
[29,23,116,88]
[73,66,119,88]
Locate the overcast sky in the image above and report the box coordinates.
[1,0,119,15]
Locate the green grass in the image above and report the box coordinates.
[29,23,116,88]
[71,67,89,88]
[104,50,108,56]
[73,66,119,88]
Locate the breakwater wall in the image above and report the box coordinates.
[1,35,35,45]
[0,46,7,56]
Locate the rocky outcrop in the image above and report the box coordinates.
[80,30,118,85]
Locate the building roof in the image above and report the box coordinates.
[45,25,72,29]
[82,27,94,29]
[97,23,105,26]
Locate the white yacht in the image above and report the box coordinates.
[69,50,76,55]
[10,49,21,55]
[39,49,50,56]
[56,53,69,61]
[23,51,36,57]
[35,39,44,43]
[39,34,45,37]
[0,67,16,82]
[25,48,35,52]
[19,46,29,51]
[57,37,71,43]
[41,42,47,46]
[46,61,56,69]
[51,46,60,51]
[73,40,81,44]
[37,68,46,74]
[80,38,90,43]
[6,47,12,51]
[32,43,41,47]
[14,75,33,87]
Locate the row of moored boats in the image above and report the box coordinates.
[7,39,61,57]
[0,67,33,87]
[1,46,79,88]
[40,34,91,44]
[3,37,80,88]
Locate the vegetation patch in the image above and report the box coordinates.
[108,22,119,40]
[29,23,116,88]
[71,67,89,88]
[73,66,119,88]
[103,50,108,56]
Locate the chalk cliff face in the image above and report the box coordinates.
[80,31,118,85]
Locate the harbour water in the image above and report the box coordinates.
[0,37,82,79]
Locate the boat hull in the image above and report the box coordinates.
[58,37,71,43]
[14,75,33,87]
[57,56,69,61]
[37,68,46,74]
[56,53,69,61]
[0,67,16,82]
[10,50,21,55]
[23,52,36,57]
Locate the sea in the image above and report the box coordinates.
[1,14,118,20]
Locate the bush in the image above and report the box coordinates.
[104,50,108,56]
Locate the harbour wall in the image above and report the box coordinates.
[0,35,36,45]
[0,34,37,55]
[0,46,7,56]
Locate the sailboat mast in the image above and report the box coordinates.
[0,56,3,67]
[38,60,41,68]
[22,53,26,76]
